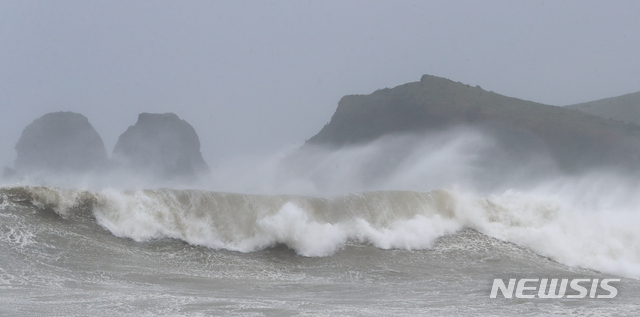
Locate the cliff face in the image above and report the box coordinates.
[566,91,640,126]
[307,75,640,172]
[14,112,108,174]
[112,113,211,182]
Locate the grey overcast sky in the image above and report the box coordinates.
[1,0,639,168]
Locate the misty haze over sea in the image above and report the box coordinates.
[2,1,640,316]
[3,78,640,315]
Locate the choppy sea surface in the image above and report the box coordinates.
[1,184,639,316]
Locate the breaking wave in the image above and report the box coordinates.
[2,184,640,279]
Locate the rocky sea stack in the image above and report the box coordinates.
[14,112,108,174]
[112,112,211,182]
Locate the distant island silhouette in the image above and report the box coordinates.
[306,74,640,173]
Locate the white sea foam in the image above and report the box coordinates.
[91,189,462,257]
[458,175,640,279]
[84,182,640,278]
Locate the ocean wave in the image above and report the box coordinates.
[1,185,639,278]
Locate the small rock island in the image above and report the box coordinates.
[14,112,108,174]
[112,112,211,182]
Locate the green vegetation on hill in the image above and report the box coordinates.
[307,75,640,172]
[566,91,640,126]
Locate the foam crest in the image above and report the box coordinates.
[2,182,640,279]
[256,203,349,256]
[458,185,640,279]
[0,186,96,218]
[91,188,462,256]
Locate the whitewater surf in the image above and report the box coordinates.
[1,184,639,315]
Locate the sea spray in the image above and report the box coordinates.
[463,189,640,279]
[92,189,462,256]
[2,184,640,279]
